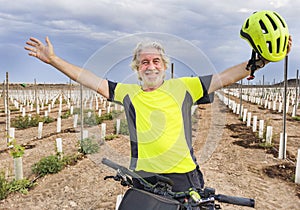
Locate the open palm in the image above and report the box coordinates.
[25,37,54,64]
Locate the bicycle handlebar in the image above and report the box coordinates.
[102,158,141,179]
[102,158,255,208]
[102,158,174,186]
[215,194,255,208]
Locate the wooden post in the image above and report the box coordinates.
[116,119,121,135]
[6,72,10,144]
[34,78,38,114]
[57,117,61,133]
[282,56,288,159]
[14,157,23,180]
[73,114,78,128]
[278,133,287,159]
[259,120,264,139]
[295,69,299,116]
[266,126,273,144]
[101,123,106,140]
[171,63,174,79]
[80,84,83,142]
[239,79,243,118]
[38,122,43,139]
[56,138,63,153]
[295,149,300,184]
[252,116,257,132]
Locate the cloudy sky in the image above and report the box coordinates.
[0,0,299,84]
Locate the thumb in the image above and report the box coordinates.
[45,36,51,46]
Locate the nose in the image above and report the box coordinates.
[148,61,156,70]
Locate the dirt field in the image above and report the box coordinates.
[0,88,299,210]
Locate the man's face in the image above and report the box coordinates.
[137,48,166,91]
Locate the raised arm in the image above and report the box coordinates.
[208,61,258,94]
[25,37,109,98]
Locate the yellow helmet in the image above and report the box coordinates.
[240,10,289,62]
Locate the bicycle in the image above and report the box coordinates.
[102,158,255,210]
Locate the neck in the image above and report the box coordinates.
[142,81,164,92]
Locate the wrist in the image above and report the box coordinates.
[49,54,59,66]
[260,57,269,66]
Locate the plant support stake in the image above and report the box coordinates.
[282,55,288,159]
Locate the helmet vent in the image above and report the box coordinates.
[274,12,286,28]
[283,36,288,51]
[245,19,250,29]
[259,20,268,34]
[266,14,278,30]
[276,38,280,53]
[266,41,272,53]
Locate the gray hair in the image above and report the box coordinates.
[130,41,170,71]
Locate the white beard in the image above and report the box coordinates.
[138,69,165,90]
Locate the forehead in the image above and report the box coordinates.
[138,47,161,59]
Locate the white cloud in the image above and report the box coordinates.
[0,0,299,83]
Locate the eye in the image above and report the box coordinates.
[153,58,161,64]
[141,60,149,65]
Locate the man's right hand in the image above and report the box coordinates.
[25,36,55,64]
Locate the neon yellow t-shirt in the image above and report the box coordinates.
[109,76,213,173]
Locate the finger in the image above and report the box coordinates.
[24,46,36,52]
[28,37,42,47]
[45,36,49,43]
[28,51,37,57]
[45,36,52,47]
[26,40,36,47]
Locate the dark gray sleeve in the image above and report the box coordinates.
[196,75,214,104]
[107,80,117,102]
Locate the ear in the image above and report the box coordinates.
[163,63,167,71]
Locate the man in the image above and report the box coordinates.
[24,35,292,193]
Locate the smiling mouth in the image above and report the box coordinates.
[145,69,159,75]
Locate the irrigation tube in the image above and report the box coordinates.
[5,72,10,144]
[239,79,243,118]
[282,55,288,159]
[80,84,84,142]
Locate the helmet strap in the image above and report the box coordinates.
[246,50,265,80]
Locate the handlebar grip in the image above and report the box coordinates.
[101,158,139,179]
[215,194,255,208]
[101,158,121,170]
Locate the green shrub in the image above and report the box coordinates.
[8,140,25,158]
[0,172,34,200]
[0,172,9,200]
[8,179,35,194]
[100,113,113,121]
[79,138,99,155]
[61,110,71,119]
[77,112,114,126]
[117,119,129,135]
[83,114,99,126]
[61,153,84,166]
[72,108,81,115]
[258,142,273,149]
[31,155,64,177]
[11,115,54,129]
[105,134,118,141]
[110,110,123,119]
[43,116,54,124]
[292,116,300,121]
[11,115,31,129]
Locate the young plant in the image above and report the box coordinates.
[8,140,25,158]
[31,155,64,177]
[8,179,35,194]
[79,137,99,155]
[0,172,9,200]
